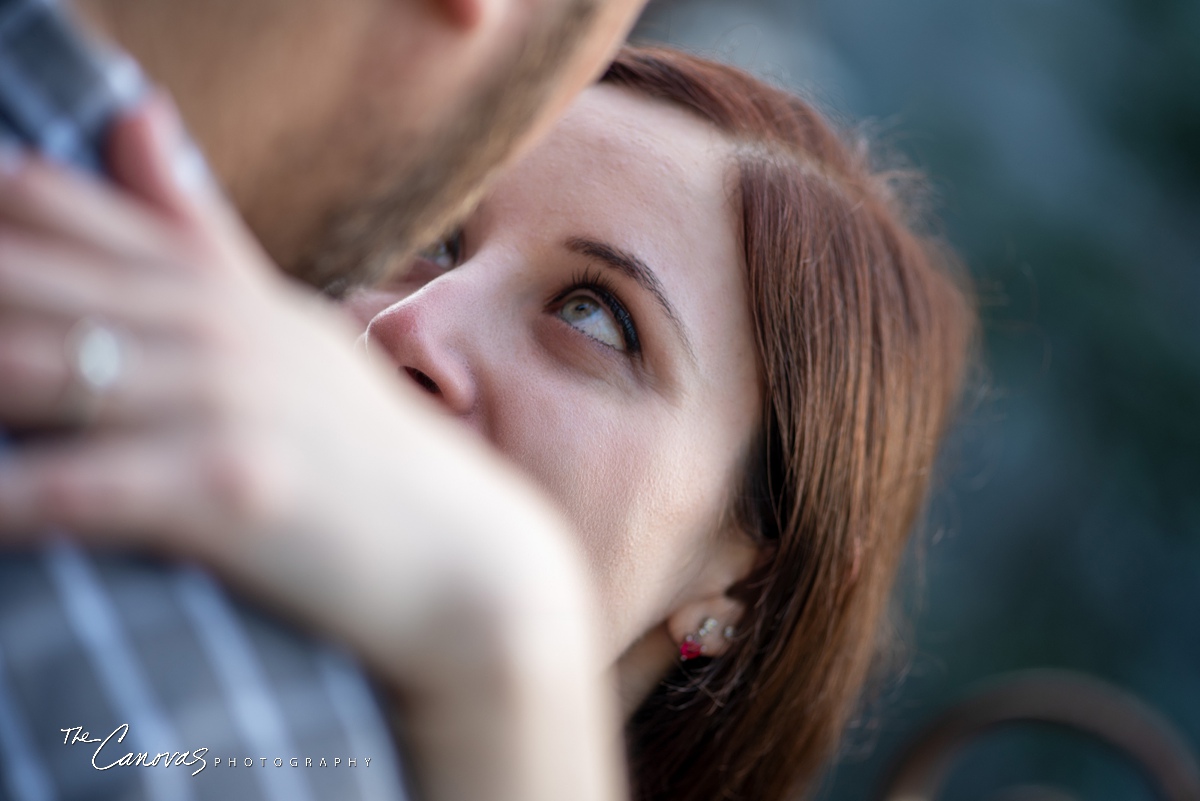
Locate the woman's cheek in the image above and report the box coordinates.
[494,390,637,562]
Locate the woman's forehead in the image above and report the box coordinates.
[488,85,738,272]
[482,84,759,405]
[548,85,730,194]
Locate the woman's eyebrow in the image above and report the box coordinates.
[564,236,697,363]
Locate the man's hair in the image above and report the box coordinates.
[302,0,601,296]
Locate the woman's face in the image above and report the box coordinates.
[344,85,761,665]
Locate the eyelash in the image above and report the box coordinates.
[552,267,641,355]
[421,233,642,357]
[418,228,465,272]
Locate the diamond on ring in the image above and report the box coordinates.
[65,318,128,410]
[73,321,124,391]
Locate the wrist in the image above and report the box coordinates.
[389,544,624,801]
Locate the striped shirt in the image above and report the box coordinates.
[0,1,409,798]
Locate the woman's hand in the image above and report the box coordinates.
[0,95,624,801]
[0,94,536,655]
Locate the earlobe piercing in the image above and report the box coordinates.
[679,617,726,662]
[679,635,703,661]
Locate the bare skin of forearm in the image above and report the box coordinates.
[395,577,627,801]
[222,404,629,801]
[320,507,627,801]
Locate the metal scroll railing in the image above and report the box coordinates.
[876,670,1200,801]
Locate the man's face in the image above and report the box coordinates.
[292,0,648,294]
[82,0,643,288]
[198,0,647,292]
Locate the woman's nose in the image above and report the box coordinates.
[342,287,405,330]
[363,287,478,418]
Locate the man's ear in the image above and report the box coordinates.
[666,530,760,659]
[426,0,486,30]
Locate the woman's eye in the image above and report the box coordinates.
[417,230,464,272]
[558,293,627,351]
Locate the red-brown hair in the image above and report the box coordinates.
[603,46,976,800]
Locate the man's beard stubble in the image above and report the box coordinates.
[291,0,601,298]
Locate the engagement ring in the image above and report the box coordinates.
[65,318,128,419]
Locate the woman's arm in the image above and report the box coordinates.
[0,95,626,801]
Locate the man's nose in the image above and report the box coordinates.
[363,285,478,418]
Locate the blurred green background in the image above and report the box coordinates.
[634,0,1200,797]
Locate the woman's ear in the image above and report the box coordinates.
[666,530,760,660]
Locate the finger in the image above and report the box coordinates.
[106,93,271,274]
[0,312,220,428]
[0,150,184,263]
[0,434,200,548]
[0,225,194,326]
[0,312,74,424]
[107,92,215,219]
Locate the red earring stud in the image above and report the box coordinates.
[679,618,720,661]
[679,635,703,661]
